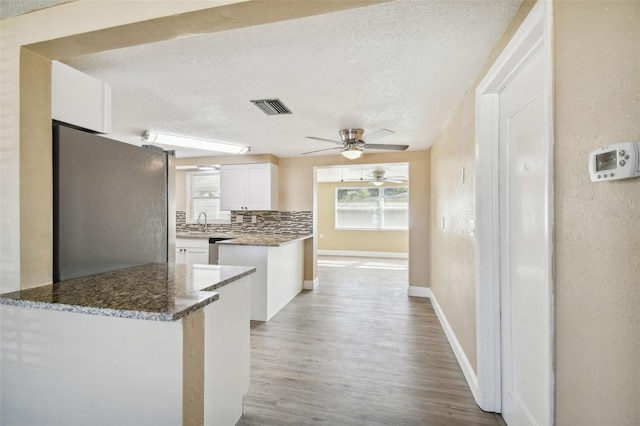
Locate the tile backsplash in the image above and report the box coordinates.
[177,210,312,236]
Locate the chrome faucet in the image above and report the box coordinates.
[197,212,207,232]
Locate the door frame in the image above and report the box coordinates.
[474,0,554,416]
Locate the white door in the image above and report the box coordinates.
[499,47,552,426]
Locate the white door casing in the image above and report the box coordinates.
[499,47,551,425]
[475,0,554,423]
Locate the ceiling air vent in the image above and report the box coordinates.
[250,98,291,116]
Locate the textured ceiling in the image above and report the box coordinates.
[0,0,73,19]
[60,0,522,158]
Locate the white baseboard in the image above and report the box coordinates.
[317,250,408,259]
[429,291,479,401]
[303,278,319,290]
[408,286,431,298]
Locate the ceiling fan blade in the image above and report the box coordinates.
[386,179,405,183]
[305,136,343,145]
[301,147,342,155]
[363,128,394,142]
[363,143,409,151]
[385,175,407,180]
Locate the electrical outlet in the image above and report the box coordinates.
[320,233,324,238]
[251,215,257,223]
[236,215,243,223]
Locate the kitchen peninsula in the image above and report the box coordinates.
[219,234,312,322]
[176,231,312,321]
[0,263,255,426]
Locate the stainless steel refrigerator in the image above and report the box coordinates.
[53,124,175,281]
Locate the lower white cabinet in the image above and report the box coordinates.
[175,238,209,265]
[175,247,208,265]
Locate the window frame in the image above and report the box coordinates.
[185,170,231,224]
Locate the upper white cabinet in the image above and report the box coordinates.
[220,163,279,211]
[52,61,112,134]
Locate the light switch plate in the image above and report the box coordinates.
[251,215,257,223]
[468,218,475,237]
[236,215,243,223]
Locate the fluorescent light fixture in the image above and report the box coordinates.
[142,131,250,154]
[341,146,363,160]
[175,165,219,171]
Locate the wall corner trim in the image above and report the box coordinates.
[303,277,319,290]
[408,286,431,298]
[430,291,479,402]
[474,0,553,414]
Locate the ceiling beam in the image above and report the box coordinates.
[27,0,389,60]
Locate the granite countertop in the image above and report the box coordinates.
[176,232,313,247]
[176,232,236,239]
[217,234,313,247]
[0,263,255,322]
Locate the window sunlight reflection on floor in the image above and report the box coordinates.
[356,265,407,270]
[318,256,408,270]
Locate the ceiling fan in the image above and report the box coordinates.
[350,169,407,186]
[302,128,409,159]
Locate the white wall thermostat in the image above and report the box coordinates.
[588,141,640,182]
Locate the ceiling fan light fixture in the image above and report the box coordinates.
[372,181,384,186]
[341,146,363,160]
[142,131,250,154]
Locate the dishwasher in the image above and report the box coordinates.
[208,238,232,264]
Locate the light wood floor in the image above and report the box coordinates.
[237,256,501,425]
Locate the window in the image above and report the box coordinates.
[187,171,230,223]
[335,186,408,230]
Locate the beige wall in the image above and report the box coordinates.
[19,49,53,289]
[554,1,640,424]
[182,309,205,425]
[279,150,429,287]
[317,181,408,253]
[429,92,479,369]
[429,1,535,373]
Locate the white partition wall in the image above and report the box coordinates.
[0,307,183,425]
[204,277,251,426]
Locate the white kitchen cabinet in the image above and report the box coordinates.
[175,238,209,265]
[52,61,112,134]
[175,247,208,265]
[220,163,278,211]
